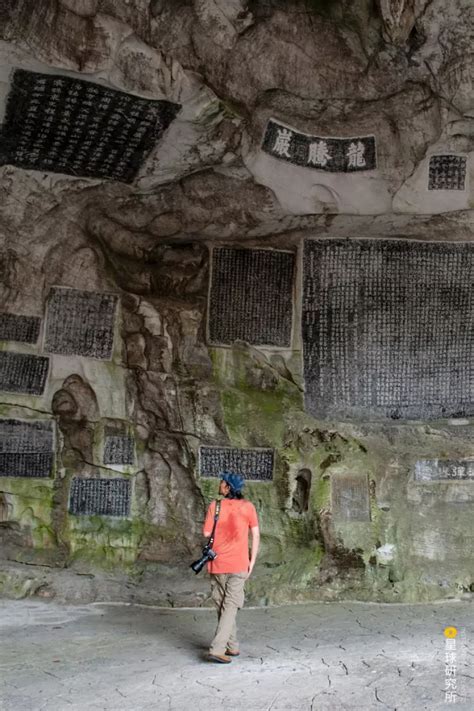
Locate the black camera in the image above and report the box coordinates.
[190,545,217,574]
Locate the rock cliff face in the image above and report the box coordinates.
[0,0,472,605]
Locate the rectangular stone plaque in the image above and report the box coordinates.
[69,477,131,516]
[0,69,180,183]
[415,459,474,481]
[0,418,54,478]
[45,287,118,359]
[0,351,49,395]
[199,446,274,481]
[0,313,41,344]
[331,473,370,521]
[428,155,466,190]
[302,239,474,420]
[262,118,376,172]
[103,434,134,465]
[209,247,294,346]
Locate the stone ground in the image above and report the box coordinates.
[1,599,473,711]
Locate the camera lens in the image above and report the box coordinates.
[190,554,207,574]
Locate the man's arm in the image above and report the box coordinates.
[248,526,260,577]
[203,501,215,538]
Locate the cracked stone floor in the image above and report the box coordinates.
[1,599,473,710]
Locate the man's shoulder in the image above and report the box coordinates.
[224,498,255,510]
[222,498,257,514]
[230,498,255,507]
[242,499,258,518]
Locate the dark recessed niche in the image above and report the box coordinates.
[292,469,312,514]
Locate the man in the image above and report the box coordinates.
[203,472,260,664]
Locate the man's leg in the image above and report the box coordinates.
[226,618,239,655]
[211,575,239,653]
[209,573,246,656]
[210,573,226,625]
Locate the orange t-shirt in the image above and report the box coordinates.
[203,498,258,574]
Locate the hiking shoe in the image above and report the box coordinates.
[208,653,232,664]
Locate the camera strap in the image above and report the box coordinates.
[207,500,221,547]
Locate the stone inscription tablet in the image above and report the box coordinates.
[262,119,376,172]
[0,313,41,344]
[302,239,474,420]
[331,473,370,522]
[0,69,180,183]
[209,248,294,346]
[0,351,49,395]
[45,287,118,359]
[69,477,131,516]
[103,435,134,465]
[0,418,54,478]
[200,446,274,481]
[428,155,467,190]
[415,459,474,481]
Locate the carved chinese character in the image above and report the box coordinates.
[308,140,332,167]
[272,127,293,158]
[346,141,366,168]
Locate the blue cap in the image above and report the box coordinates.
[221,472,245,493]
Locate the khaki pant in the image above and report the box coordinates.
[209,572,247,655]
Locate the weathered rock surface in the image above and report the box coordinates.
[0,0,472,606]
